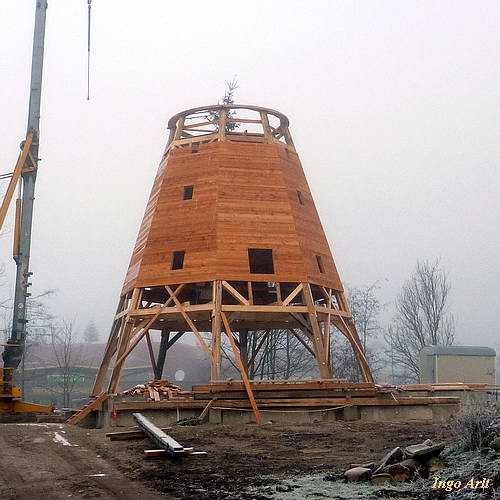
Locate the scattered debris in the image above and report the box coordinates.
[343,438,446,484]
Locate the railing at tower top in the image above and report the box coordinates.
[164,104,295,152]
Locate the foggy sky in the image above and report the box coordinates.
[0,1,499,348]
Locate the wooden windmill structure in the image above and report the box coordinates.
[92,104,373,402]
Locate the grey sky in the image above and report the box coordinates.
[0,1,499,347]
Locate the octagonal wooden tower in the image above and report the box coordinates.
[93,104,373,402]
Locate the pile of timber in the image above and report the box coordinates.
[377,382,491,394]
[343,438,446,483]
[112,380,470,412]
[191,380,461,409]
[122,380,192,402]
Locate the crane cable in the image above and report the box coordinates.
[87,0,92,100]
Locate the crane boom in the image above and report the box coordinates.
[2,0,48,375]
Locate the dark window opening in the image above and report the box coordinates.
[316,255,325,274]
[183,185,194,200]
[297,190,304,205]
[191,143,200,153]
[171,250,185,270]
[248,248,274,274]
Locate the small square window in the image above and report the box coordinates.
[316,255,325,274]
[248,248,274,274]
[171,251,185,270]
[297,190,304,205]
[183,185,194,200]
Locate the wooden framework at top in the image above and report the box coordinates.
[90,104,374,425]
[163,104,296,154]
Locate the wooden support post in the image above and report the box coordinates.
[165,286,213,361]
[282,283,303,306]
[145,331,157,374]
[260,111,272,143]
[107,289,142,393]
[302,283,332,379]
[221,313,262,425]
[218,109,227,141]
[240,328,249,371]
[247,281,253,305]
[198,399,215,422]
[335,316,374,383]
[154,330,170,380]
[92,316,122,396]
[211,280,222,381]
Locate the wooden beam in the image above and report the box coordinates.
[221,313,262,425]
[222,304,308,313]
[66,392,108,425]
[113,316,157,368]
[165,285,213,362]
[282,283,303,306]
[302,283,332,379]
[335,316,374,384]
[92,296,126,396]
[145,331,157,374]
[222,280,249,305]
[198,399,215,421]
[247,282,253,305]
[0,133,33,231]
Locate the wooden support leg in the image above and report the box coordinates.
[332,317,374,383]
[92,317,121,396]
[154,330,170,380]
[92,296,127,396]
[211,280,222,381]
[108,321,135,394]
[107,289,142,394]
[302,283,332,379]
[239,328,249,372]
[221,313,262,425]
[145,331,157,375]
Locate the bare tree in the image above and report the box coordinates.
[328,283,384,382]
[50,321,86,407]
[83,320,99,343]
[220,328,318,381]
[348,282,382,351]
[385,259,455,382]
[0,289,56,393]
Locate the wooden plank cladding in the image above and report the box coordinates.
[122,115,343,294]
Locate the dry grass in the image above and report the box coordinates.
[450,403,497,451]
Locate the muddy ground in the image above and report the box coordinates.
[0,420,496,499]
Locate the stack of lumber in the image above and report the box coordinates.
[122,380,192,402]
[191,380,461,408]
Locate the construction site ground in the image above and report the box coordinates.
[0,419,466,499]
